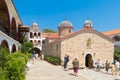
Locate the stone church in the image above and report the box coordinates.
[43,20,114,68]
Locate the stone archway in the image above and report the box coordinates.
[85,54,92,68]
[11,44,16,53]
[0,39,10,53]
[32,47,41,56]
[0,0,10,36]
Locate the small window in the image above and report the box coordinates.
[69,29,71,33]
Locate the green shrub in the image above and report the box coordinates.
[44,55,61,65]
[0,47,28,80]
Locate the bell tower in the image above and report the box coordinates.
[84,19,92,28]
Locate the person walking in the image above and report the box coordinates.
[63,55,68,70]
[63,55,69,70]
[90,59,94,69]
[72,58,79,77]
[115,60,120,75]
[66,55,70,70]
[111,62,115,76]
[105,60,110,73]
[97,59,102,72]
[40,51,44,60]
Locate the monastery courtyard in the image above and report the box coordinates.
[26,60,120,80]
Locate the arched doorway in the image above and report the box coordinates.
[85,54,92,68]
[32,47,41,56]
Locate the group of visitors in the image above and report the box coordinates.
[63,55,120,77]
[63,54,79,77]
[111,60,120,76]
[30,51,44,64]
[95,59,120,76]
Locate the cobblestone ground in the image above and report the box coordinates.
[26,60,120,80]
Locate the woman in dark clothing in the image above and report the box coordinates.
[72,58,79,76]
[105,60,110,73]
[64,55,69,70]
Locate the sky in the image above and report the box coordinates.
[14,0,120,32]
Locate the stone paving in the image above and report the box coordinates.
[26,60,120,80]
[26,60,88,80]
[78,68,120,80]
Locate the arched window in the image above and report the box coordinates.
[38,32,41,37]
[34,32,37,36]
[69,29,71,33]
[11,44,16,53]
[38,40,41,46]
[30,32,33,38]
[30,40,33,42]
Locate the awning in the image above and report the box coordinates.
[18,26,29,32]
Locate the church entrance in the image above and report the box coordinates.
[85,54,92,69]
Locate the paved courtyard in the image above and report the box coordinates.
[26,60,120,80]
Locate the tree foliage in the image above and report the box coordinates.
[0,47,29,80]
[114,50,120,61]
[21,37,33,54]
[0,47,9,80]
[43,28,57,33]
[5,52,28,80]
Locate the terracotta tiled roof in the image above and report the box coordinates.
[102,29,120,36]
[42,33,59,39]
[48,28,113,44]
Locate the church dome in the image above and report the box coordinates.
[84,19,92,25]
[59,21,73,27]
[32,22,38,26]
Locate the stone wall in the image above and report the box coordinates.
[60,32,114,68]
[43,31,114,68]
[43,41,61,58]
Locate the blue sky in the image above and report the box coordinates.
[14,0,120,32]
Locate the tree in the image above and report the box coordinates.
[43,28,57,33]
[114,50,120,61]
[21,37,33,53]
